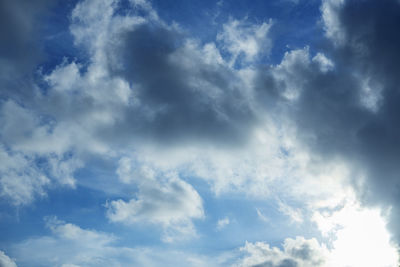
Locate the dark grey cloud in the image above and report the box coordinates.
[0,0,53,102]
[257,0,400,244]
[105,24,257,147]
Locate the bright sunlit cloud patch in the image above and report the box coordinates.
[314,203,399,267]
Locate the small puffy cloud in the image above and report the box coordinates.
[0,250,17,267]
[107,158,204,242]
[0,145,50,206]
[216,217,230,230]
[312,53,334,73]
[217,18,273,66]
[0,101,82,205]
[234,237,328,267]
[45,216,116,246]
[321,0,346,45]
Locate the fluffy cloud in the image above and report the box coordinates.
[0,100,82,205]
[0,250,17,267]
[216,217,230,230]
[106,158,204,242]
[234,237,329,267]
[217,18,273,66]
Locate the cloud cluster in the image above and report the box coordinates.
[2,0,400,262]
[235,237,328,267]
[9,217,221,267]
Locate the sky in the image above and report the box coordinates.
[1,0,400,266]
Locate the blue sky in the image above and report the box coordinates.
[1,0,400,266]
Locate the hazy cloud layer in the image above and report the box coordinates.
[9,217,223,267]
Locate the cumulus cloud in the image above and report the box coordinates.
[0,100,82,205]
[234,227,397,267]
[234,237,329,267]
[0,250,17,267]
[106,158,204,242]
[217,18,273,66]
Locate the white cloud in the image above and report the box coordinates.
[256,208,269,223]
[10,218,222,267]
[0,250,17,267]
[216,217,230,230]
[277,200,303,224]
[0,100,82,205]
[107,158,204,242]
[0,145,50,206]
[321,0,346,45]
[234,237,329,267]
[217,18,273,66]
[312,53,334,73]
[312,202,399,267]
[270,47,311,101]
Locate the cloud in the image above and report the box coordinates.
[2,0,400,260]
[216,217,230,230]
[277,200,303,224]
[234,237,329,267]
[1,0,273,209]
[312,201,399,267]
[0,250,17,267]
[0,145,50,206]
[0,0,354,218]
[217,18,273,66]
[106,158,204,242]
[109,24,256,146]
[0,100,82,205]
[0,0,52,102]
[279,0,400,244]
[10,217,223,267]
